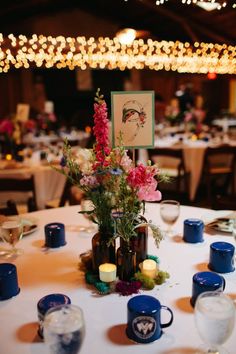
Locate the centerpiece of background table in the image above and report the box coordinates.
[55,89,169,295]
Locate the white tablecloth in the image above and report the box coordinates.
[0,203,235,354]
[0,164,66,210]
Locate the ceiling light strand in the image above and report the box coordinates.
[0,34,236,74]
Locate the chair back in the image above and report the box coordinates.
[147,147,189,201]
[202,144,236,205]
[0,200,18,216]
[0,176,37,211]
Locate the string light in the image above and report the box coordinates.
[0,33,236,74]
[125,0,235,9]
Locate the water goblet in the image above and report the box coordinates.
[80,198,96,233]
[0,216,24,257]
[159,200,180,238]
[43,304,85,354]
[194,291,235,354]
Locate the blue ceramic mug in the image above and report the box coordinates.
[37,293,71,338]
[126,295,173,343]
[0,263,20,300]
[191,271,225,307]
[44,222,66,248]
[209,241,235,273]
[183,218,204,243]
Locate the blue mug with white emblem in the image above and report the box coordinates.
[37,293,71,338]
[126,295,173,343]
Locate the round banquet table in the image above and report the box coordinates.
[0,203,236,354]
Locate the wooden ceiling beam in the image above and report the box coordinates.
[137,0,231,44]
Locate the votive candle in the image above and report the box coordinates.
[141,259,157,279]
[99,263,117,282]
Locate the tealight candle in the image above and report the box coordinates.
[6,154,12,161]
[99,263,117,282]
[141,259,157,279]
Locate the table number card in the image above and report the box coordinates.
[16,103,30,122]
[111,91,155,148]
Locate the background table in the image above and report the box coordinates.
[139,137,236,201]
[0,203,235,354]
[0,162,66,210]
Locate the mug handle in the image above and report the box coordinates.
[221,275,226,290]
[160,305,174,328]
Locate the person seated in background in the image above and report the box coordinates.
[184,94,207,134]
[164,97,183,125]
[192,95,206,124]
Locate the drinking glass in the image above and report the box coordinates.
[160,200,180,237]
[0,216,23,256]
[80,198,96,232]
[194,291,235,354]
[44,304,85,354]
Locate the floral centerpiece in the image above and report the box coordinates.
[55,89,169,294]
[0,115,37,157]
[0,116,23,156]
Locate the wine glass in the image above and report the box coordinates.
[0,216,23,256]
[43,304,85,354]
[80,198,96,232]
[194,291,235,354]
[159,200,180,238]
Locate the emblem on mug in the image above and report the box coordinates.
[132,316,156,339]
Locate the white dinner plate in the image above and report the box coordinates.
[21,217,39,236]
[201,210,234,234]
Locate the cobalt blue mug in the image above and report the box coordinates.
[209,241,235,274]
[183,218,204,243]
[0,263,20,300]
[37,293,71,338]
[126,295,173,343]
[191,271,225,307]
[44,222,66,248]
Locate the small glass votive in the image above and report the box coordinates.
[140,259,158,279]
[99,263,117,282]
[37,293,71,338]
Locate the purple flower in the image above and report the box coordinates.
[60,156,67,167]
[109,168,123,175]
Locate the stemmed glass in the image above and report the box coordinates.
[79,198,96,233]
[194,291,235,354]
[44,304,85,354]
[0,216,24,256]
[160,200,180,238]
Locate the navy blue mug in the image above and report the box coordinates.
[0,263,20,300]
[126,295,173,343]
[209,241,235,274]
[191,271,225,307]
[37,293,71,338]
[183,218,204,243]
[44,222,66,248]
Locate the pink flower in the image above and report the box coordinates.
[127,164,157,188]
[127,164,161,202]
[0,119,14,136]
[184,112,193,122]
[137,180,162,202]
[93,102,111,166]
[80,175,99,188]
[120,152,133,172]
